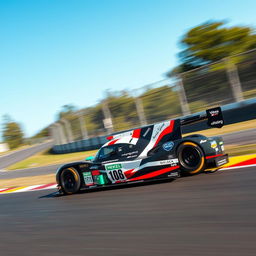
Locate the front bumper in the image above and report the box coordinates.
[206,154,229,168]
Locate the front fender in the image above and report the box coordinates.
[56,161,92,185]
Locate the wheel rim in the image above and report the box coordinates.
[61,168,80,194]
[181,146,201,168]
[63,171,76,190]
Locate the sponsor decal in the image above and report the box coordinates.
[90,165,99,169]
[162,141,174,151]
[83,172,94,185]
[210,140,217,148]
[200,139,207,144]
[168,172,179,177]
[217,159,228,166]
[121,151,138,158]
[152,123,165,139]
[106,163,122,170]
[79,164,89,168]
[209,110,219,116]
[211,120,223,126]
[159,159,179,166]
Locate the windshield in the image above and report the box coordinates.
[94,145,119,162]
[94,143,138,162]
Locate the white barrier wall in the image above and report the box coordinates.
[0,143,9,153]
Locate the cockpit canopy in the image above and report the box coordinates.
[94,143,139,162]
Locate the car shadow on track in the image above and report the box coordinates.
[39,178,177,199]
[39,170,219,199]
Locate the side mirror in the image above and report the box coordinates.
[85,156,94,161]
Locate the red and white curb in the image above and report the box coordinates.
[0,183,57,194]
[0,155,255,195]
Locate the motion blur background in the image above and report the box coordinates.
[0,0,255,151]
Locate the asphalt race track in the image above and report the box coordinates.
[221,128,256,145]
[0,166,256,256]
[0,141,52,170]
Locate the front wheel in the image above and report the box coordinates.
[60,167,81,195]
[177,142,205,175]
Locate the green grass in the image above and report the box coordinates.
[243,88,256,99]
[7,149,98,170]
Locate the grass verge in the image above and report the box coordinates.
[7,149,98,171]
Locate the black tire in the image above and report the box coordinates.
[60,167,81,195]
[177,142,205,175]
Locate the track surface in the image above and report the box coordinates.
[0,141,52,169]
[1,128,255,180]
[222,128,256,145]
[0,166,256,256]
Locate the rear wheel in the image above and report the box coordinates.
[60,167,81,195]
[177,142,205,175]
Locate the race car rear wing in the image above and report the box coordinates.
[106,107,224,143]
[180,107,224,128]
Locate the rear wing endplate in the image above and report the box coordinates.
[180,107,224,128]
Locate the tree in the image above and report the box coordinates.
[58,104,77,119]
[141,86,182,122]
[2,115,24,149]
[31,127,49,140]
[168,21,256,75]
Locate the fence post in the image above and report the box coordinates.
[51,123,64,145]
[177,75,191,116]
[135,97,147,126]
[102,100,114,134]
[61,119,74,143]
[49,124,58,145]
[78,113,88,139]
[225,58,244,102]
[56,122,67,144]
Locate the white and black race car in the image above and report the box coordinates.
[56,107,229,195]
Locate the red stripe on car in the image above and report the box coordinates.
[132,129,141,138]
[108,139,119,145]
[128,166,179,181]
[124,169,135,178]
[205,154,224,159]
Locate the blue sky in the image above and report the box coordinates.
[0,0,256,138]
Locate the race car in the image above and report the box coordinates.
[56,107,229,195]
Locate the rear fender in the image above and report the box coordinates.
[182,135,227,166]
[179,134,216,156]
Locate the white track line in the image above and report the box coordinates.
[221,164,256,171]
